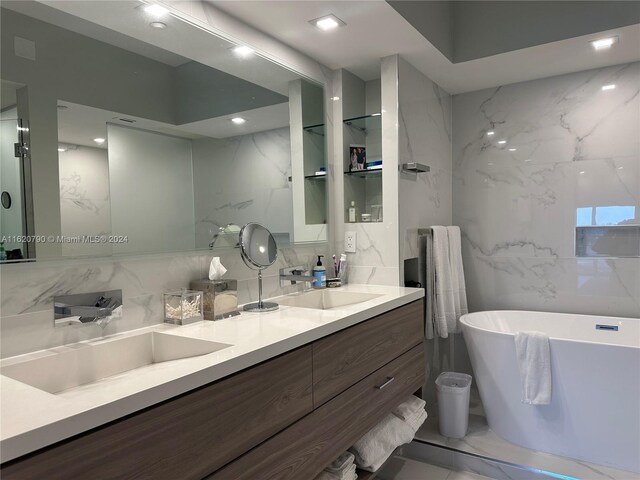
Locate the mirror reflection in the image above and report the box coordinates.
[0,0,327,263]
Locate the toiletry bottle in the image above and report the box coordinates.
[0,242,6,261]
[348,201,357,223]
[313,255,326,289]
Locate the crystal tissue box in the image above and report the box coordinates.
[163,290,203,325]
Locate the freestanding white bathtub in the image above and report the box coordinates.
[460,310,640,473]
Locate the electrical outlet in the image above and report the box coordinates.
[345,231,356,253]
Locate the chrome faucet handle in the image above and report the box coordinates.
[54,290,123,328]
[279,266,315,287]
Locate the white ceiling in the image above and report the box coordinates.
[56,100,289,149]
[4,0,301,96]
[211,0,640,94]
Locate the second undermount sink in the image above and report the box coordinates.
[276,290,381,310]
[1,332,231,394]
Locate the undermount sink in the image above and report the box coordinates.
[1,332,231,394]
[276,290,381,310]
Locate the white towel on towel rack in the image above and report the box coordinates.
[423,226,468,339]
[432,226,457,338]
[447,226,468,319]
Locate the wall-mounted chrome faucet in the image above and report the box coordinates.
[54,290,122,328]
[279,265,315,287]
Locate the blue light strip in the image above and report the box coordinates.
[528,467,580,480]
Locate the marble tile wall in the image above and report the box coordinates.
[453,62,640,318]
[397,57,453,270]
[58,146,112,257]
[192,127,293,249]
[0,242,327,358]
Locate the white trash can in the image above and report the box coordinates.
[435,372,473,439]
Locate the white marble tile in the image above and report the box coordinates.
[347,265,400,286]
[455,156,638,259]
[453,63,640,170]
[192,127,294,248]
[397,57,453,271]
[378,456,453,480]
[416,414,637,480]
[398,58,452,174]
[462,254,639,317]
[453,62,640,318]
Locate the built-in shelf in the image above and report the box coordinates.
[344,169,382,178]
[305,174,327,180]
[343,113,382,134]
[303,123,325,136]
[343,112,383,223]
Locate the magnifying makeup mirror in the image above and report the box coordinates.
[239,222,279,312]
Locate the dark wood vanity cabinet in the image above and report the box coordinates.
[1,299,424,480]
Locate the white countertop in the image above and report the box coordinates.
[0,284,423,463]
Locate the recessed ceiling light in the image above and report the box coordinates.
[330,96,340,101]
[371,113,381,116]
[617,166,624,170]
[497,140,507,144]
[143,4,169,16]
[487,131,495,136]
[231,117,246,125]
[149,21,167,29]
[93,138,106,144]
[602,84,616,91]
[590,36,618,50]
[310,14,345,31]
[232,45,254,57]
[57,147,66,152]
[508,148,517,152]
[579,171,586,175]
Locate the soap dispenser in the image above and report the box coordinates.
[313,255,327,289]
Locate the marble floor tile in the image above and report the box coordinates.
[415,414,637,480]
[377,455,491,480]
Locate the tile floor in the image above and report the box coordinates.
[415,414,638,480]
[377,455,491,480]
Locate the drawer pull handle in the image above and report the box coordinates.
[375,377,395,390]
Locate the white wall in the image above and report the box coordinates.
[107,124,195,255]
[58,145,112,257]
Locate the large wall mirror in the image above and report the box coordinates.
[0,0,327,262]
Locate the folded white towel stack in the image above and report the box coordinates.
[314,452,357,480]
[515,331,552,405]
[349,414,414,473]
[392,395,428,433]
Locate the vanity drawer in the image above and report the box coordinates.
[313,299,423,407]
[1,345,313,480]
[206,343,425,480]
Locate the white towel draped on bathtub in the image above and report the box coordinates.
[515,331,552,405]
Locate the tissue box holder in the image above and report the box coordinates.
[190,279,240,320]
